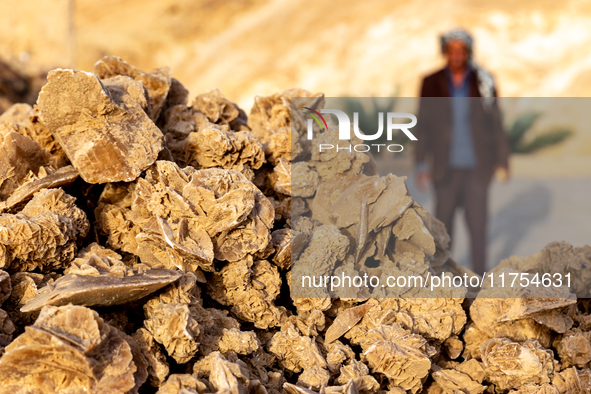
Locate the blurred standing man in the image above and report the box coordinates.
[414,28,510,275]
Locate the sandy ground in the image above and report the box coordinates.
[4,0,591,105]
[405,174,591,271]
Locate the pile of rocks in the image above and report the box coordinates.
[0,56,589,394]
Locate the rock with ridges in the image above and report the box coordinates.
[37,69,164,183]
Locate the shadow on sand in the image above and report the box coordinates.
[489,183,552,263]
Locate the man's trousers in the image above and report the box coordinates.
[434,169,489,275]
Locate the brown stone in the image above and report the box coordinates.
[37,69,163,183]
[94,55,172,121]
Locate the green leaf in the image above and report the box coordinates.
[516,129,572,153]
[507,111,541,152]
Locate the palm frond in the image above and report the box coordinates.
[516,129,572,154]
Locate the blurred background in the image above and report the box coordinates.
[0,0,589,270]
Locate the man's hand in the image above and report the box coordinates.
[495,165,510,183]
[416,171,431,192]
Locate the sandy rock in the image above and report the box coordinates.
[554,328,591,368]
[336,359,380,393]
[325,303,373,344]
[552,366,591,393]
[156,374,208,394]
[218,328,260,355]
[491,241,591,298]
[509,383,560,394]
[38,69,164,183]
[0,308,14,353]
[94,55,172,121]
[0,269,10,306]
[191,88,247,130]
[291,162,319,198]
[21,243,181,311]
[481,338,558,391]
[193,351,252,394]
[0,165,79,214]
[442,336,464,359]
[144,302,200,364]
[470,274,576,347]
[358,323,435,394]
[182,123,264,175]
[0,305,139,393]
[0,188,89,272]
[133,328,170,387]
[431,364,486,394]
[0,130,50,201]
[248,88,324,144]
[268,322,327,373]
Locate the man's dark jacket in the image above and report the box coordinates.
[414,68,510,186]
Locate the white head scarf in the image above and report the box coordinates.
[440,28,496,109]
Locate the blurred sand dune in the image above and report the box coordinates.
[3,0,591,101]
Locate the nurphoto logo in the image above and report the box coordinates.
[303,107,418,153]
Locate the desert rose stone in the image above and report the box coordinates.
[94,55,172,121]
[37,69,163,183]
